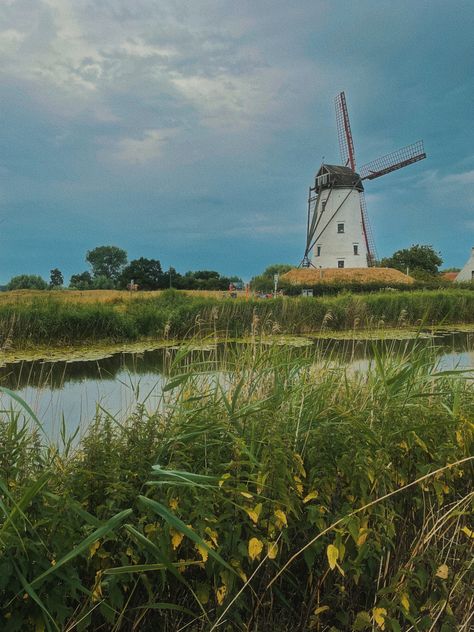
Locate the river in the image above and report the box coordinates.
[1,330,473,439]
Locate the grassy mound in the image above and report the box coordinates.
[282,266,414,285]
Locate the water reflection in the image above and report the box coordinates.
[0,331,473,438]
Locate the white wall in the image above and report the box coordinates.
[455,248,474,282]
[311,188,368,268]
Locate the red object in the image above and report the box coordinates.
[335,92,356,171]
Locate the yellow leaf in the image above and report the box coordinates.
[91,571,103,603]
[240,491,253,499]
[89,540,100,559]
[126,547,134,557]
[244,502,262,525]
[144,523,157,535]
[170,529,184,550]
[373,607,387,629]
[248,537,264,561]
[401,592,410,613]
[357,528,369,547]
[230,559,247,582]
[274,509,288,527]
[204,527,219,547]
[195,544,209,562]
[267,541,278,559]
[461,526,473,539]
[326,544,339,570]
[293,475,303,495]
[314,605,329,615]
[216,584,226,605]
[218,473,231,488]
[169,497,179,510]
[303,490,318,503]
[436,563,449,579]
[294,453,307,478]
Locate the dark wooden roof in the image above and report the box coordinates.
[315,164,364,191]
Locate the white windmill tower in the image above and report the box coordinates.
[302,92,427,269]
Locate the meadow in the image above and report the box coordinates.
[2,288,474,349]
[0,341,472,630]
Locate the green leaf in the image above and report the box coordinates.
[13,561,58,631]
[353,610,371,630]
[31,508,132,587]
[162,374,190,392]
[104,561,201,575]
[0,472,51,543]
[138,496,235,575]
[0,386,46,436]
[134,602,197,617]
[150,465,217,486]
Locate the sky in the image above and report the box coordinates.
[0,0,473,283]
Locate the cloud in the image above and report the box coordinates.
[442,170,474,185]
[0,28,25,54]
[170,67,286,130]
[106,128,178,164]
[419,168,474,209]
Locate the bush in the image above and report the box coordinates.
[7,274,48,290]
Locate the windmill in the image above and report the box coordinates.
[302,92,426,269]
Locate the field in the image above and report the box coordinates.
[0,289,239,305]
[0,341,472,630]
[2,288,474,349]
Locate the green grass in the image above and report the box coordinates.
[0,341,472,630]
[3,288,474,349]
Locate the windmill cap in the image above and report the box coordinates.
[315,164,364,191]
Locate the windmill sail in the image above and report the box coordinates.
[360,141,426,180]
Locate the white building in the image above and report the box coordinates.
[311,165,369,268]
[455,247,474,282]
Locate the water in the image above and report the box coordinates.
[1,331,473,439]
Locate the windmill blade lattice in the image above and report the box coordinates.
[360,141,426,181]
[359,191,378,266]
[335,92,356,170]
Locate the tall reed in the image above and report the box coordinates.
[0,339,472,630]
[2,289,474,348]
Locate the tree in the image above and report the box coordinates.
[86,246,128,282]
[250,263,293,292]
[118,258,163,290]
[92,275,116,289]
[261,264,293,277]
[7,274,48,290]
[381,245,442,276]
[69,271,93,290]
[49,268,63,288]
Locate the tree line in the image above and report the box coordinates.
[6,246,243,292]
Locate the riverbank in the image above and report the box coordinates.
[0,343,472,630]
[2,288,474,350]
[1,323,474,366]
